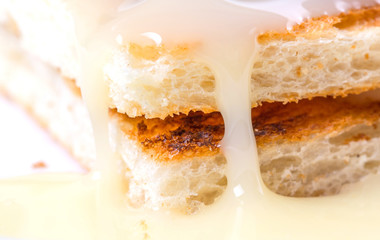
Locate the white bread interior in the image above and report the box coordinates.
[2,28,380,214]
[260,119,380,197]
[1,1,379,118]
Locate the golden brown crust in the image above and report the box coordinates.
[127,43,193,61]
[252,97,380,146]
[258,4,380,43]
[112,96,380,162]
[112,110,225,161]
[126,5,380,57]
[254,82,380,109]
[63,77,82,97]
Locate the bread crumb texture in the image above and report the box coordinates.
[106,5,380,119]
[112,96,380,213]
[2,2,380,213]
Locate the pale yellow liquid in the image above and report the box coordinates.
[1,0,380,239]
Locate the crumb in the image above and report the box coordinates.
[140,220,150,240]
[343,133,371,144]
[32,161,47,169]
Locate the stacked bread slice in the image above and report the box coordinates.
[0,1,380,213]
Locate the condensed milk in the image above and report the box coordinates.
[1,0,380,239]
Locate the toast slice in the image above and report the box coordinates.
[1,2,379,118]
[2,27,380,213]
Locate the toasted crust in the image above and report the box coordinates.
[252,97,380,145]
[258,5,380,43]
[113,110,224,161]
[63,77,82,97]
[255,81,380,108]
[112,96,380,162]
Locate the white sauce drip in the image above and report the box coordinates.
[1,0,380,239]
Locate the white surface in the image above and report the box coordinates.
[0,95,85,178]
